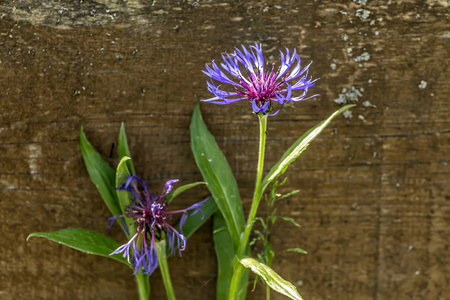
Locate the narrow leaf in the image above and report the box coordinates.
[118,123,136,175]
[166,181,206,204]
[287,248,308,254]
[80,127,121,217]
[261,105,355,193]
[238,256,303,300]
[255,217,267,230]
[116,156,135,236]
[253,230,265,239]
[213,212,234,300]
[279,189,300,199]
[249,236,263,246]
[190,104,244,249]
[281,217,301,228]
[27,228,129,265]
[166,195,217,254]
[264,244,275,266]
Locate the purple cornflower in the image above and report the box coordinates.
[202,42,318,115]
[108,175,206,275]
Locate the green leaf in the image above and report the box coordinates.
[166,195,218,255]
[249,235,263,246]
[253,230,265,239]
[263,244,275,266]
[116,156,135,236]
[190,104,245,249]
[279,189,300,199]
[271,216,277,225]
[287,248,308,255]
[238,256,303,300]
[261,105,355,194]
[115,156,132,213]
[255,217,267,231]
[166,181,206,204]
[80,127,121,217]
[118,123,136,175]
[27,228,129,266]
[281,217,301,228]
[213,211,235,300]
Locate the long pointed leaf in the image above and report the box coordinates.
[118,123,136,175]
[27,228,129,266]
[238,256,303,300]
[261,105,355,193]
[166,181,206,204]
[115,156,135,236]
[190,104,244,249]
[213,212,235,300]
[80,127,121,217]
[214,212,249,300]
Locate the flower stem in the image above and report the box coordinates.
[241,113,268,254]
[156,240,176,300]
[135,272,150,300]
[228,113,268,300]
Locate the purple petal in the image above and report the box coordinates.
[106,215,124,230]
[260,101,271,114]
[161,179,179,196]
[251,99,261,113]
[285,60,311,82]
[267,109,281,116]
[116,175,149,205]
[185,197,208,218]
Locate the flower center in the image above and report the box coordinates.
[127,199,170,232]
[236,63,287,107]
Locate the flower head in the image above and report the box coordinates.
[108,175,206,275]
[201,42,318,115]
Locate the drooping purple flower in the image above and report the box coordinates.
[108,175,206,275]
[201,42,318,115]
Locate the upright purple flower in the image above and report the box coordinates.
[108,175,206,275]
[202,42,318,115]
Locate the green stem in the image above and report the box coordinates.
[156,240,176,300]
[228,114,268,300]
[266,285,270,300]
[135,272,150,300]
[239,113,267,254]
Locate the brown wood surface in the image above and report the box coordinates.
[1,1,449,299]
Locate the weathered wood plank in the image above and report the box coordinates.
[1,1,448,299]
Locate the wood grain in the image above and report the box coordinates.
[1,1,448,299]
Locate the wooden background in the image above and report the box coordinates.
[1,1,448,299]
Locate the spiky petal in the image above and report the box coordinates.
[202,42,318,115]
[109,175,207,275]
